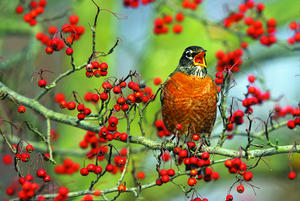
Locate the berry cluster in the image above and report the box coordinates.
[14,173,49,201]
[155,168,176,185]
[226,110,244,132]
[223,0,256,27]
[53,187,69,201]
[15,0,47,26]
[259,18,277,46]
[55,158,80,175]
[272,105,300,129]
[14,144,34,162]
[287,22,300,45]
[123,0,156,8]
[54,93,92,120]
[80,163,103,176]
[85,61,108,78]
[223,0,277,47]
[36,15,84,54]
[36,168,51,182]
[177,150,219,184]
[17,179,40,200]
[214,71,224,92]
[215,49,243,72]
[242,75,270,113]
[155,120,172,137]
[182,0,203,10]
[224,158,253,181]
[153,13,185,35]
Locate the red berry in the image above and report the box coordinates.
[59,187,69,196]
[179,149,188,158]
[163,15,173,24]
[45,46,53,54]
[288,171,296,180]
[100,93,108,101]
[173,24,183,33]
[190,169,198,176]
[67,101,76,110]
[224,159,233,168]
[243,171,253,181]
[159,169,168,176]
[267,18,277,27]
[153,77,162,85]
[176,123,182,130]
[137,171,146,179]
[241,42,248,49]
[175,13,185,22]
[212,171,220,180]
[113,86,121,94]
[187,177,197,186]
[48,26,57,34]
[154,18,164,27]
[244,17,253,25]
[256,3,264,11]
[55,93,65,102]
[226,194,233,201]
[37,169,47,178]
[77,113,85,120]
[21,152,30,162]
[201,152,210,160]
[15,5,24,14]
[6,187,14,195]
[100,62,108,71]
[87,164,96,172]
[287,120,296,129]
[167,168,175,176]
[192,134,200,141]
[80,167,89,176]
[65,48,74,55]
[18,105,26,113]
[120,133,128,141]
[108,116,118,126]
[289,22,297,30]
[246,0,255,8]
[118,184,126,192]
[26,144,34,153]
[248,75,256,83]
[69,15,79,24]
[38,79,47,87]
[95,166,103,174]
[3,154,13,164]
[161,175,170,183]
[237,185,244,193]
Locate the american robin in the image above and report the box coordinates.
[161,46,217,136]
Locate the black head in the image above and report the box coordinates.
[177,46,207,77]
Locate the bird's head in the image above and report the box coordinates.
[177,46,207,77]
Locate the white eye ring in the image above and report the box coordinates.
[185,50,193,60]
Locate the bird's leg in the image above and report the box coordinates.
[201,134,211,146]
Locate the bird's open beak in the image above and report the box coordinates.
[193,50,207,68]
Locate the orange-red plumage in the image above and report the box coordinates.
[161,72,217,135]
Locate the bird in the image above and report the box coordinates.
[161,46,218,137]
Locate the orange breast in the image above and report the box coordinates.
[161,72,217,135]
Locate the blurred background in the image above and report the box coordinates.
[0,0,299,200]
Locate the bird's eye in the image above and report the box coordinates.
[185,51,193,59]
